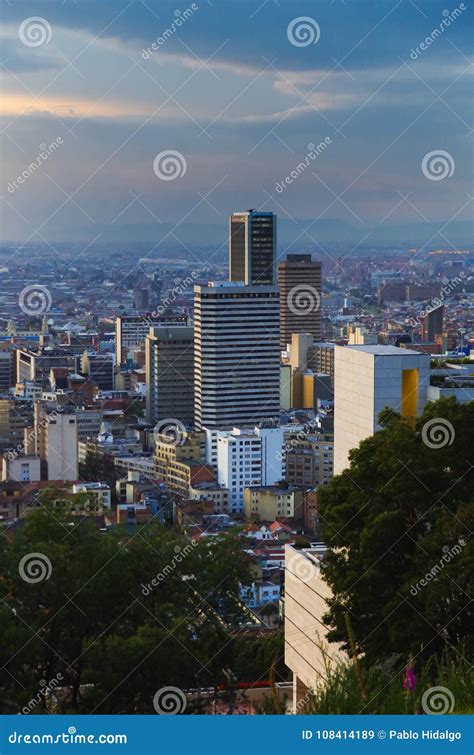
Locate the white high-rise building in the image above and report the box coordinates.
[334,345,430,475]
[212,425,286,513]
[194,282,280,430]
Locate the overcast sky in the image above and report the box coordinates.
[1,0,473,245]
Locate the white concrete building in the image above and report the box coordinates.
[213,425,286,513]
[72,482,112,509]
[2,454,41,483]
[334,345,430,475]
[46,411,78,481]
[285,544,345,712]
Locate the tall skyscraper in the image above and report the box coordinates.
[194,282,280,429]
[334,345,429,474]
[278,254,322,350]
[421,304,444,342]
[229,210,276,285]
[145,325,194,427]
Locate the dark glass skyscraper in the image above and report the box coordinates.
[229,210,276,285]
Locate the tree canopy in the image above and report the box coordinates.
[319,398,473,667]
[0,499,285,713]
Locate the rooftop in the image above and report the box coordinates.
[344,344,423,356]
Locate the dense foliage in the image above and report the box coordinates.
[319,398,473,666]
[0,502,285,713]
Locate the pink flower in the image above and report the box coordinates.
[403,664,416,692]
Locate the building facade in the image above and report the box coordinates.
[194,282,280,429]
[145,325,194,427]
[334,345,430,475]
[278,254,322,349]
[229,210,276,285]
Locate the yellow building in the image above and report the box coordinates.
[243,485,303,522]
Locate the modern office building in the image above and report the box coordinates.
[80,352,115,391]
[115,313,188,365]
[0,350,13,390]
[229,210,276,285]
[278,254,322,349]
[194,282,280,429]
[145,325,194,427]
[334,345,430,474]
[421,304,444,342]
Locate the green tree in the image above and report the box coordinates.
[319,398,473,666]
[0,499,256,713]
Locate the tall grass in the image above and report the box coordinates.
[304,651,473,715]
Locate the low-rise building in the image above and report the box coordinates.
[243,484,303,523]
